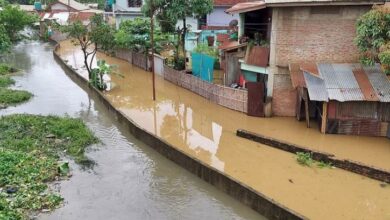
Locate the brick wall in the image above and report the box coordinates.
[272,5,371,67]
[272,74,297,116]
[270,5,371,116]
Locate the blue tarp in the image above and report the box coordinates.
[192,52,215,82]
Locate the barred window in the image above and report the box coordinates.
[128,0,142,7]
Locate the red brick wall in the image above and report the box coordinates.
[272,74,297,117]
[270,5,371,116]
[273,5,371,67]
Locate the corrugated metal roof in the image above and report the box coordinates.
[304,71,328,101]
[302,63,390,103]
[226,1,266,14]
[363,65,390,102]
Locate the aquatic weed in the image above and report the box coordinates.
[0,76,14,87]
[0,88,32,106]
[0,114,99,219]
[296,152,332,168]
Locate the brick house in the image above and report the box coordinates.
[227,0,386,117]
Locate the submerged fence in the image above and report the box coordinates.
[164,65,248,113]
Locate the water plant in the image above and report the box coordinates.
[296,152,333,168]
[296,152,314,166]
[0,88,32,106]
[0,63,16,75]
[0,114,99,219]
[0,76,14,87]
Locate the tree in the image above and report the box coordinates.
[142,0,213,63]
[355,6,390,74]
[59,14,116,79]
[0,5,37,41]
[114,17,168,54]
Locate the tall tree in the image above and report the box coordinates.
[142,0,213,58]
[0,5,37,41]
[355,5,390,74]
[59,14,116,79]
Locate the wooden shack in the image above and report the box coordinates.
[290,63,390,137]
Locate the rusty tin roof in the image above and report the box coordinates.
[291,63,390,102]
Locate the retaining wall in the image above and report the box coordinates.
[53,44,307,220]
[164,65,248,113]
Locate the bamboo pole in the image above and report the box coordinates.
[321,102,328,134]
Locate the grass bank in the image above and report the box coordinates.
[0,76,15,87]
[0,114,98,219]
[0,63,32,108]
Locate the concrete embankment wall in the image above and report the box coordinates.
[53,44,307,220]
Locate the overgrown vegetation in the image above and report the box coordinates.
[355,5,390,75]
[0,88,32,106]
[0,76,14,87]
[0,114,98,219]
[114,18,169,54]
[296,152,333,168]
[0,63,17,75]
[0,5,37,41]
[193,43,219,58]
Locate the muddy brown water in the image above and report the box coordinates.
[57,40,390,220]
[0,41,265,220]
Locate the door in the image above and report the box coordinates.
[247,82,265,117]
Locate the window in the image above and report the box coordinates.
[128,0,142,7]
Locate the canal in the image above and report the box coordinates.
[0,41,265,220]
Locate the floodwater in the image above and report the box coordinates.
[0,41,265,220]
[57,40,390,220]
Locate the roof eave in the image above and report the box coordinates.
[266,1,386,7]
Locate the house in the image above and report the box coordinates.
[291,63,390,137]
[202,0,245,30]
[225,0,387,120]
[40,0,102,41]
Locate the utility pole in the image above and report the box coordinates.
[150,0,156,101]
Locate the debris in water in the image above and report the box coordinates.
[288,179,294,184]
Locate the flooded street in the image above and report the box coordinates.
[0,41,265,220]
[57,40,390,220]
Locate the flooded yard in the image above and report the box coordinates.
[0,41,264,220]
[57,40,390,220]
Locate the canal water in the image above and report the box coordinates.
[0,41,265,220]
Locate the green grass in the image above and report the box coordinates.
[0,64,17,76]
[0,88,32,106]
[0,114,99,219]
[0,76,15,87]
[296,152,333,168]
